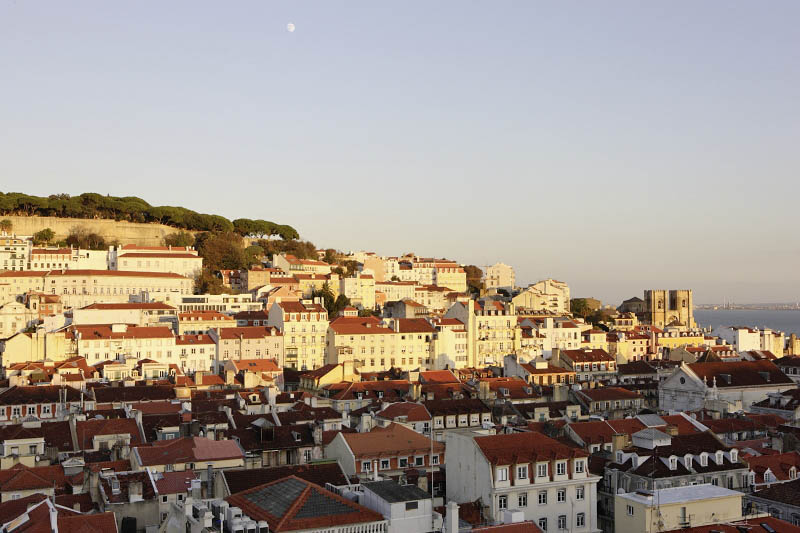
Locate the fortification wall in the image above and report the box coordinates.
[2,215,193,246]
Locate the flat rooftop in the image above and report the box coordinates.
[619,484,740,506]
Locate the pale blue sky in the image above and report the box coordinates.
[2,1,799,304]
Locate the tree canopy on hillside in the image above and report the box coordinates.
[0,191,298,237]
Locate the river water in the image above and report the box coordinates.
[694,309,800,343]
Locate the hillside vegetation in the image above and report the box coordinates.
[0,191,298,239]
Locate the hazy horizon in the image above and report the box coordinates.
[3,1,799,305]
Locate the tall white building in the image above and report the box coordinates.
[485,263,515,290]
[446,431,600,532]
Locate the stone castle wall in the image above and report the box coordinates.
[1,215,195,246]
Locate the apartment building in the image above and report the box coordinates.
[445,299,517,368]
[555,349,616,382]
[209,326,284,370]
[0,233,31,272]
[446,431,599,532]
[340,273,376,310]
[268,300,329,370]
[485,262,515,290]
[116,251,202,278]
[273,253,332,275]
[512,279,571,314]
[0,269,192,308]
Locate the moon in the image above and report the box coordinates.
[287,23,295,33]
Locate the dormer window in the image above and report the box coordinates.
[669,456,678,470]
[716,451,724,465]
[730,449,738,463]
[556,462,566,475]
[700,453,708,467]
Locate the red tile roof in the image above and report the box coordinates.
[154,470,199,494]
[418,370,459,384]
[376,402,431,422]
[342,423,444,457]
[475,431,588,465]
[329,316,393,335]
[226,476,384,532]
[75,418,143,450]
[577,386,643,402]
[688,360,793,387]
[395,318,436,334]
[746,451,800,484]
[68,325,174,340]
[561,349,614,362]
[665,517,800,533]
[134,436,243,466]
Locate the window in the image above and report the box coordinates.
[576,486,585,500]
[177,494,184,502]
[538,518,547,531]
[518,493,527,507]
[537,463,548,478]
[29,445,37,455]
[304,449,312,462]
[405,501,418,510]
[362,461,372,472]
[381,459,390,470]
[557,489,566,502]
[399,457,408,468]
[558,515,566,530]
[575,460,584,473]
[556,462,566,475]
[431,455,440,465]
[415,456,424,467]
[497,467,508,482]
[538,490,547,505]
[517,465,528,479]
[627,505,634,516]
[576,513,585,527]
[498,495,507,510]
[161,495,168,503]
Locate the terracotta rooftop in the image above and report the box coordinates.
[688,360,793,387]
[475,431,588,465]
[342,423,444,457]
[226,476,384,532]
[134,436,243,466]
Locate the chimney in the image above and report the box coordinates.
[611,433,627,452]
[665,425,678,436]
[372,460,379,481]
[128,480,143,503]
[445,501,459,533]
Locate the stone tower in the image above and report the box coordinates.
[643,289,694,328]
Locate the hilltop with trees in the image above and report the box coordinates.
[0,191,298,238]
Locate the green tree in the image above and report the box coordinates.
[313,283,337,315]
[390,275,400,282]
[331,294,352,317]
[571,298,591,318]
[244,245,265,267]
[323,249,338,264]
[194,270,234,295]
[164,231,195,247]
[195,231,247,271]
[32,228,55,245]
[0,219,12,232]
[464,265,483,295]
[65,227,107,250]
